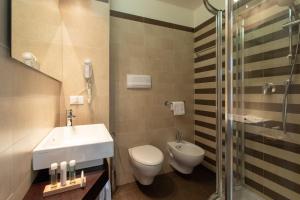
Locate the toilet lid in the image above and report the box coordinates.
[130,145,164,166]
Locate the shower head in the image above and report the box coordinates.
[203,0,218,15]
[276,0,298,18]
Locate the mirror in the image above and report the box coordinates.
[11,0,63,81]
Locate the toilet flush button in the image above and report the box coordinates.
[70,96,84,105]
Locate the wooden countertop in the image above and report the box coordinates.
[24,165,109,200]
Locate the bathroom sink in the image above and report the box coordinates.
[33,124,113,170]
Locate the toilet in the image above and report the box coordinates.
[128,145,164,185]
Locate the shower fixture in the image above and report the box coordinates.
[281,0,299,29]
[194,0,224,60]
[278,0,298,16]
[203,0,219,15]
[276,0,296,6]
[203,0,224,15]
[278,0,300,134]
[262,83,276,95]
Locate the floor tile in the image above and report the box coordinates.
[113,165,216,200]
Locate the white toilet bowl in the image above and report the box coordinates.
[128,145,164,185]
[168,141,205,174]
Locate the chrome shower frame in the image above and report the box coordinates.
[282,6,300,134]
[234,18,246,190]
[215,10,224,200]
[224,2,300,200]
[202,1,224,200]
[225,0,234,199]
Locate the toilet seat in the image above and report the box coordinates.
[129,145,163,166]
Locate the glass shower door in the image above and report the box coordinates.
[226,0,300,199]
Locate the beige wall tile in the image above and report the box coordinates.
[1,0,109,199]
[0,147,13,200]
[59,1,110,128]
[111,17,194,186]
[0,97,13,153]
[12,0,63,81]
[0,45,60,199]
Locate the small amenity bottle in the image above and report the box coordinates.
[49,163,58,188]
[69,160,76,183]
[60,161,67,186]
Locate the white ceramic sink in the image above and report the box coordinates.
[33,124,113,170]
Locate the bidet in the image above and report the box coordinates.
[168,141,205,174]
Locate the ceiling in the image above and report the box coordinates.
[157,0,203,10]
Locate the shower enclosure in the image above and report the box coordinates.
[205,0,300,199]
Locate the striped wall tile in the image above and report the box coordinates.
[194,1,300,199]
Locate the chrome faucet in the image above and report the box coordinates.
[66,109,76,126]
[176,129,183,143]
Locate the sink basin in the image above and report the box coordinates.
[33,124,113,170]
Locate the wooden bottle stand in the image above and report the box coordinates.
[43,177,86,197]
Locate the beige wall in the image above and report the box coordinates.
[0,0,110,199]
[0,1,61,200]
[110,0,194,27]
[110,16,194,185]
[59,0,110,127]
[12,0,63,81]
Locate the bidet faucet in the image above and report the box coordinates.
[176,130,183,143]
[66,109,76,126]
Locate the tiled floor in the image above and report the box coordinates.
[113,165,216,200]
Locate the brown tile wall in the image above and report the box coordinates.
[110,13,194,185]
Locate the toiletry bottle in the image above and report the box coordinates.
[69,160,76,183]
[49,163,58,188]
[60,161,67,186]
[80,170,85,187]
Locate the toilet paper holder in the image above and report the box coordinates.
[164,100,185,107]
